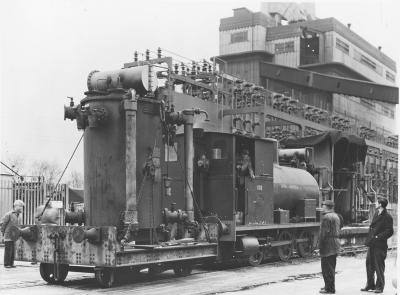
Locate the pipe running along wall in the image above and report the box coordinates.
[123,89,138,229]
[167,109,209,221]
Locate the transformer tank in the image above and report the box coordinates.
[81,93,164,230]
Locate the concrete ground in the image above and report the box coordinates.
[0,245,398,295]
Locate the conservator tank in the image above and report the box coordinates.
[273,164,320,216]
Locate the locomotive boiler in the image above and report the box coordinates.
[10,57,322,287]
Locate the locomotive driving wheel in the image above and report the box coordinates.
[94,267,119,288]
[274,230,293,261]
[296,229,314,258]
[39,263,69,284]
[247,250,264,266]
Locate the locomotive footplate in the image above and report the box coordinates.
[116,243,218,267]
[235,221,320,231]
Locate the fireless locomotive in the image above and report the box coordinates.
[10,56,322,287]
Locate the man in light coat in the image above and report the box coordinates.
[361,197,393,293]
[1,200,25,268]
[318,200,341,294]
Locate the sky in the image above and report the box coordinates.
[1,0,399,181]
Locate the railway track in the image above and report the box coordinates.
[1,246,396,294]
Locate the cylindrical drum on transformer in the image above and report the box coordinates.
[87,65,158,94]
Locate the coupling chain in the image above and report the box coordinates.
[149,175,159,245]
[123,167,150,243]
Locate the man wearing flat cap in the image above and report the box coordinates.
[361,197,393,293]
[1,200,25,268]
[318,200,341,294]
[235,149,255,214]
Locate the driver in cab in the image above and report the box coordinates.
[236,149,255,186]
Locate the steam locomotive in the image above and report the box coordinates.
[10,58,323,288]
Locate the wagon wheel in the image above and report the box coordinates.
[94,267,119,288]
[173,262,195,277]
[274,230,293,261]
[148,265,164,276]
[39,263,69,284]
[296,229,314,258]
[247,250,264,266]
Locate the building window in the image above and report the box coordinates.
[382,106,389,116]
[386,71,395,83]
[360,98,375,109]
[275,41,295,54]
[354,50,383,75]
[230,31,248,43]
[336,38,349,54]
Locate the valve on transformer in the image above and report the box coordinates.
[65,210,85,226]
[162,205,189,224]
[193,108,210,121]
[81,104,109,128]
[64,97,88,130]
[9,225,39,242]
[72,227,102,244]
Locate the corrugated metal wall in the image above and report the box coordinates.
[226,60,260,85]
[331,31,394,85]
[266,36,300,67]
[219,25,266,55]
[332,93,396,134]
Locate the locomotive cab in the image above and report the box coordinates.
[168,132,276,227]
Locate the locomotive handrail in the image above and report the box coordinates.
[245,189,249,215]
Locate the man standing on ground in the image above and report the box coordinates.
[1,200,25,268]
[318,200,341,294]
[361,197,393,293]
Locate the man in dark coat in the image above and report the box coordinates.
[235,149,255,214]
[235,149,255,185]
[361,197,393,293]
[1,200,25,268]
[318,200,341,294]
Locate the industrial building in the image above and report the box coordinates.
[214,3,398,222]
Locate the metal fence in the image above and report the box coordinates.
[0,179,69,242]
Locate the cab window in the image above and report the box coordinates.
[212,139,227,159]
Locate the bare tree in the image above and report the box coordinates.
[29,159,62,186]
[3,154,27,175]
[68,169,84,188]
